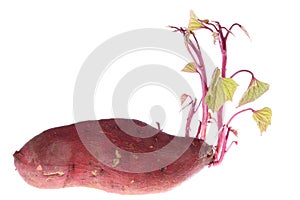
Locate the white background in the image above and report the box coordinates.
[1,0,299,199]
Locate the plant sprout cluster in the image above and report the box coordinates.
[170,11,272,166]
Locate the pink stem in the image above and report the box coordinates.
[187,39,209,139]
[230,69,254,79]
[216,51,226,130]
[213,108,255,165]
[212,126,229,166]
[221,51,227,78]
[226,108,255,127]
[185,99,197,137]
[196,121,202,138]
[185,41,200,67]
[218,127,230,164]
[217,24,227,130]
[224,23,244,40]
[188,40,207,83]
[226,141,238,152]
[217,107,224,130]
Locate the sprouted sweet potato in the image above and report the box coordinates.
[14,119,213,194]
[14,11,272,194]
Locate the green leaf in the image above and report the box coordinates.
[238,78,270,107]
[188,10,205,31]
[182,62,197,73]
[205,69,239,112]
[253,107,272,133]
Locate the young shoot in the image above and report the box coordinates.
[171,10,272,166]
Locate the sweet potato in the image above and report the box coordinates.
[14,118,213,194]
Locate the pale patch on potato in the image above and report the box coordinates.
[112,158,120,167]
[112,149,121,167]
[36,165,43,171]
[115,149,121,159]
[91,170,98,177]
[43,171,65,176]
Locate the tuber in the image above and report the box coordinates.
[14,118,213,194]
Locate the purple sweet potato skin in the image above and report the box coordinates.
[14,118,213,194]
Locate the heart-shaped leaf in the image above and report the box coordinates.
[182,62,197,73]
[238,78,269,107]
[188,10,206,31]
[253,107,272,133]
[205,68,239,112]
